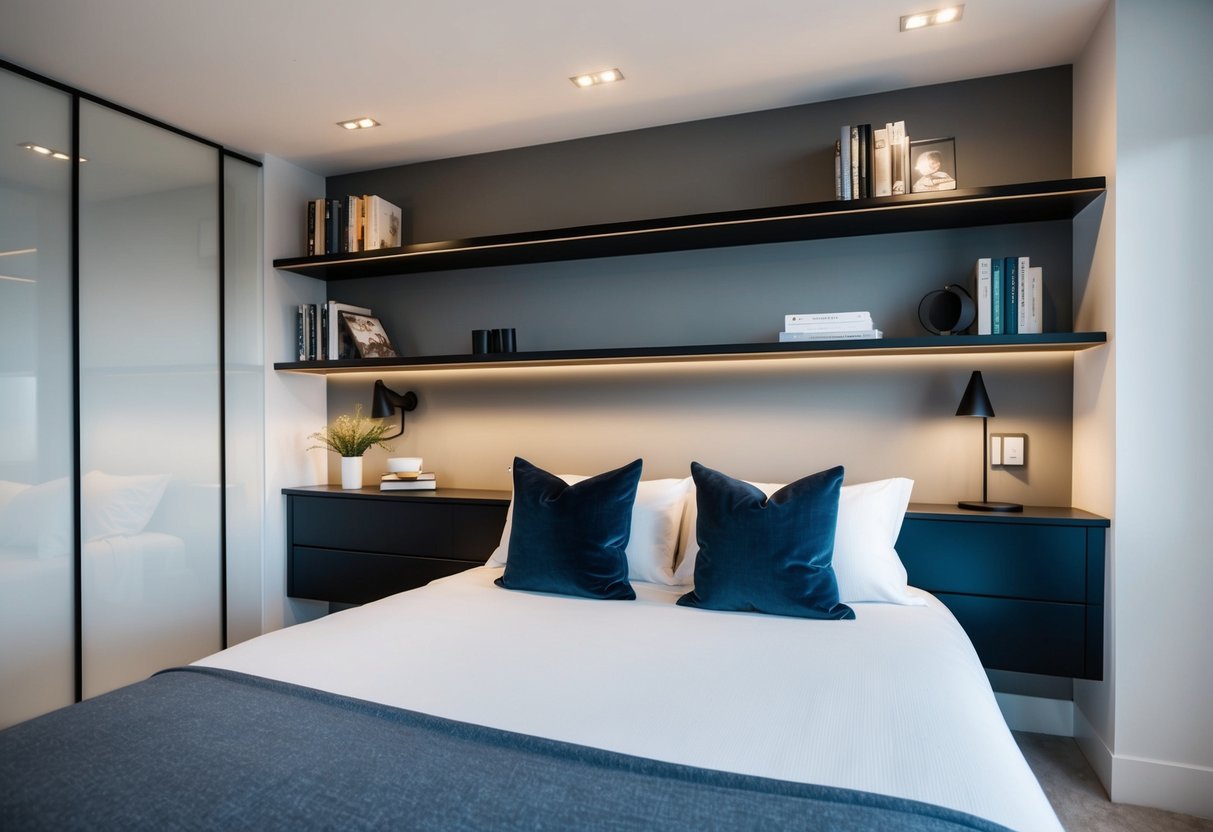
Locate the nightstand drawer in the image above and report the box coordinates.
[898,520,1087,602]
[289,547,479,605]
[935,594,1087,678]
[291,496,454,557]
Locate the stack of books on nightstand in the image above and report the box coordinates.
[778,311,882,342]
[380,472,437,491]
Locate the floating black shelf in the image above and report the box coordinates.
[273,177,1106,281]
[273,332,1107,374]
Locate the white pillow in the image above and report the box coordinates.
[0,471,169,557]
[673,476,924,605]
[488,476,690,585]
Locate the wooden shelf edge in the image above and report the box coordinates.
[273,333,1107,374]
[273,177,1107,280]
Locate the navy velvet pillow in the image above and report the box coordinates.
[495,457,641,600]
[677,462,854,620]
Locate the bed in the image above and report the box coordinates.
[0,463,1063,831]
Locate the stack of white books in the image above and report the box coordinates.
[778,311,883,342]
[380,472,437,491]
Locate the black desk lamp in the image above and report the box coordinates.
[371,379,418,440]
[956,371,1022,513]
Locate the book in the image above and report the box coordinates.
[888,121,907,195]
[974,257,992,335]
[344,195,359,253]
[306,201,316,256]
[326,301,372,360]
[325,198,341,255]
[296,305,307,361]
[872,127,892,197]
[1016,256,1031,334]
[312,199,325,257]
[785,311,871,327]
[834,139,842,200]
[1026,266,1044,334]
[1004,256,1020,335]
[784,318,877,333]
[991,258,1004,334]
[857,124,872,199]
[850,126,859,199]
[838,127,853,200]
[779,329,882,342]
[306,303,318,360]
[381,472,436,481]
[380,474,438,491]
[365,195,403,250]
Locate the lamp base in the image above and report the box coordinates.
[957,500,1024,513]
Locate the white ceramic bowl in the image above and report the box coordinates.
[387,457,423,473]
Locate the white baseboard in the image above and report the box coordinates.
[1074,704,1213,819]
[995,692,1074,736]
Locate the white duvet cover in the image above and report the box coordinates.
[197,567,1061,832]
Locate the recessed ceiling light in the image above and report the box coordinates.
[900,5,964,31]
[19,143,86,162]
[569,68,625,88]
[338,117,380,130]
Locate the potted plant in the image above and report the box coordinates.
[309,405,394,489]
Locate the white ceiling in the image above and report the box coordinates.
[1,0,1107,177]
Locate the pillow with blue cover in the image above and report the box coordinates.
[495,457,642,600]
[677,462,854,620]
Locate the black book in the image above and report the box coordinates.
[306,202,315,256]
[857,124,873,199]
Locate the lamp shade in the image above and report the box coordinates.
[371,379,396,419]
[955,371,995,418]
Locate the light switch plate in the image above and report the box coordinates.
[1002,434,1026,466]
[990,435,1003,465]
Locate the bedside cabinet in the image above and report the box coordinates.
[897,504,1108,680]
[285,486,510,605]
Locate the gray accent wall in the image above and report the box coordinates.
[320,67,1081,507]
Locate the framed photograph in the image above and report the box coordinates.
[339,311,398,358]
[909,137,957,193]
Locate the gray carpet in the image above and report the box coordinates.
[1014,732,1213,831]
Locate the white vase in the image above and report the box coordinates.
[340,456,363,489]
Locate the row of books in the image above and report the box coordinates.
[834,121,909,200]
[973,257,1044,335]
[306,195,402,256]
[295,300,372,361]
[380,472,437,491]
[778,310,883,342]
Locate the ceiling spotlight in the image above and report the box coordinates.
[570,68,625,88]
[900,5,965,31]
[337,117,380,130]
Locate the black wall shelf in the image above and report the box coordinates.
[274,332,1107,374]
[273,177,1106,281]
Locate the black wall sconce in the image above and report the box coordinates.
[371,379,418,440]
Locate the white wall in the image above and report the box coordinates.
[1071,0,1117,784]
[1075,0,1213,818]
[260,155,328,630]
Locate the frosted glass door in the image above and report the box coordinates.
[78,101,221,697]
[0,68,74,727]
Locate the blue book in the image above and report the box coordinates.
[991,259,1003,334]
[1004,257,1019,334]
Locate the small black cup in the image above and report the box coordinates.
[471,329,490,354]
[489,329,503,353]
[498,328,517,353]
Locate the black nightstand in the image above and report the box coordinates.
[284,486,510,605]
[898,504,1108,680]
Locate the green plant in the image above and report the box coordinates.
[308,405,395,458]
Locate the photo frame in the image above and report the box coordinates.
[339,311,398,358]
[909,137,957,193]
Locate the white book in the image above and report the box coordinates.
[380,479,437,491]
[346,195,360,252]
[975,257,992,335]
[888,121,906,195]
[1017,256,1031,333]
[365,195,403,250]
[1027,266,1044,334]
[784,319,878,333]
[327,301,372,360]
[838,126,852,200]
[785,311,872,327]
[850,126,859,199]
[872,127,892,197]
[779,329,882,342]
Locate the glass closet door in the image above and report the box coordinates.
[0,69,74,727]
[78,102,221,697]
